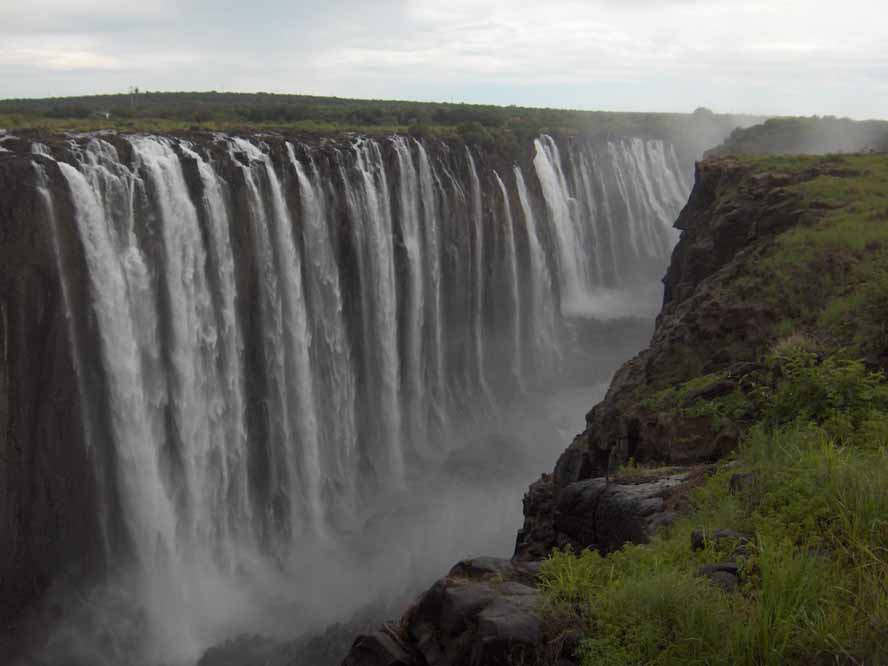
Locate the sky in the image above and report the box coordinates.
[1,0,886,119]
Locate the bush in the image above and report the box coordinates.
[762,345,888,438]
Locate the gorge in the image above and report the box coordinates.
[1,127,696,664]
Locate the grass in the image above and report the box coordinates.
[722,154,888,358]
[540,342,888,664]
[0,112,422,138]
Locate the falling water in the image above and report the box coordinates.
[466,149,492,403]
[533,135,591,306]
[347,139,404,484]
[493,170,523,389]
[287,144,359,523]
[415,140,447,434]
[27,130,691,662]
[514,166,560,375]
[392,136,427,454]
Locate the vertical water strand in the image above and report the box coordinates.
[533,136,587,306]
[643,140,690,248]
[392,136,427,455]
[646,140,688,212]
[352,139,404,486]
[622,138,671,258]
[574,148,607,284]
[607,140,644,259]
[67,138,173,553]
[437,162,473,409]
[287,143,358,520]
[415,140,447,433]
[58,161,187,650]
[668,143,693,195]
[129,137,229,559]
[240,138,325,536]
[179,143,252,554]
[493,171,524,390]
[228,139,294,543]
[625,138,673,257]
[75,140,173,566]
[465,148,492,403]
[589,149,621,281]
[34,161,107,559]
[514,166,560,376]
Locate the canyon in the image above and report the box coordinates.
[1,126,696,664]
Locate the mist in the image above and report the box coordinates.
[15,303,652,666]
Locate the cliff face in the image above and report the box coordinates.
[0,151,105,630]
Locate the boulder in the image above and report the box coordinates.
[517,469,693,557]
[342,558,545,666]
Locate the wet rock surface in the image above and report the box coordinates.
[342,558,547,666]
[516,469,694,559]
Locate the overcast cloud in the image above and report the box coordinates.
[1,0,885,118]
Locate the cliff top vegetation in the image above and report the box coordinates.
[706,116,888,157]
[0,91,749,160]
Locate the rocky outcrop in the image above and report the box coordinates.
[515,468,699,560]
[344,558,554,666]
[343,467,702,665]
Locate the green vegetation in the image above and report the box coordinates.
[0,91,750,157]
[725,154,888,359]
[541,343,888,664]
[707,116,888,157]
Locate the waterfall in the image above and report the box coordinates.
[393,136,427,455]
[345,139,404,484]
[29,130,692,660]
[514,166,560,375]
[287,144,358,523]
[466,149,492,403]
[34,161,106,558]
[533,135,589,306]
[178,142,252,550]
[533,134,687,302]
[415,140,447,433]
[493,171,523,390]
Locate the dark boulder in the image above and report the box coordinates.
[342,558,544,666]
[517,469,694,558]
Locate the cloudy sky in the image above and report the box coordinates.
[2,0,886,118]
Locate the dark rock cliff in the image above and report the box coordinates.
[0,152,107,638]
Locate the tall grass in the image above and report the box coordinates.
[540,348,888,664]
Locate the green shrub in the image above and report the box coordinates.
[762,345,888,437]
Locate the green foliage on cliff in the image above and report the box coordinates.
[541,343,888,664]
[706,116,888,157]
[726,154,888,357]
